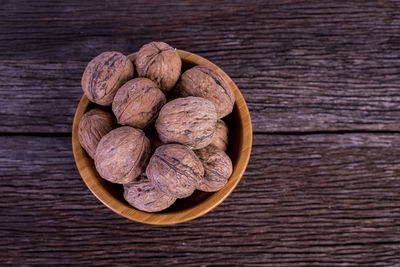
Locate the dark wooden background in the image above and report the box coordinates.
[1,0,400,266]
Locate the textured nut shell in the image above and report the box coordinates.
[95,127,151,184]
[82,51,133,106]
[155,97,217,149]
[210,119,229,152]
[135,42,181,93]
[177,65,235,118]
[195,145,233,192]
[112,78,166,129]
[123,176,176,212]
[78,109,117,159]
[146,144,204,198]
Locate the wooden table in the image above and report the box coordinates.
[1,1,400,266]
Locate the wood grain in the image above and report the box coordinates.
[2,1,400,132]
[1,134,399,266]
[2,1,400,265]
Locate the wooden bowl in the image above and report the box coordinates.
[72,50,252,225]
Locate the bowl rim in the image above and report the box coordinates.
[72,49,253,225]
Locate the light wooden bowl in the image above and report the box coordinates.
[72,50,252,225]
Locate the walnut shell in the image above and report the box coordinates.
[210,119,229,152]
[95,126,151,184]
[82,51,133,106]
[135,42,181,94]
[123,175,176,212]
[112,78,166,129]
[146,144,204,198]
[194,145,233,192]
[177,65,235,118]
[78,109,117,159]
[155,97,217,150]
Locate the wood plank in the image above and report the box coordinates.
[2,1,400,133]
[1,134,399,265]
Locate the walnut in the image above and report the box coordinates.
[155,97,217,149]
[146,144,204,198]
[82,51,133,106]
[123,175,176,212]
[95,126,151,184]
[135,42,181,94]
[78,109,117,159]
[177,65,235,118]
[210,119,229,152]
[194,145,233,192]
[112,78,166,129]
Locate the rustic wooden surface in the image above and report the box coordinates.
[1,0,400,266]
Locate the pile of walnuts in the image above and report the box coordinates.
[78,42,234,212]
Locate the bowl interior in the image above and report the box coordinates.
[72,50,252,225]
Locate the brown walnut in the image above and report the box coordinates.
[194,145,233,192]
[112,78,166,129]
[123,175,176,212]
[135,42,181,94]
[95,126,151,184]
[78,109,117,159]
[146,144,204,198]
[177,65,235,118]
[82,51,133,106]
[210,119,229,152]
[155,97,217,149]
